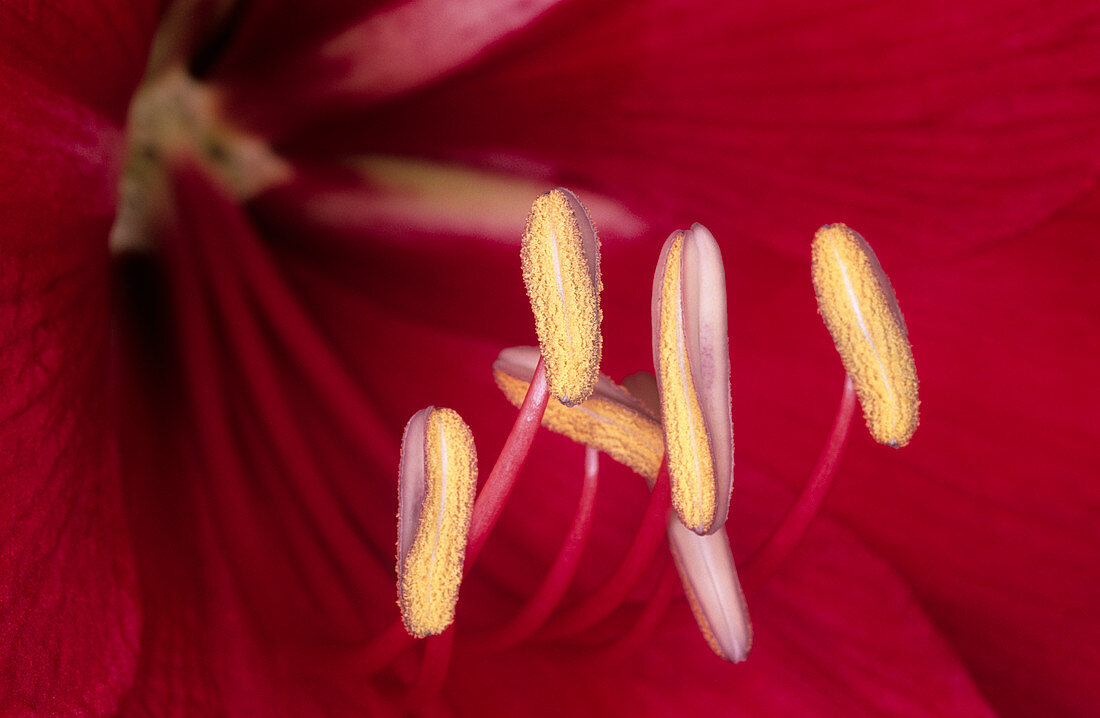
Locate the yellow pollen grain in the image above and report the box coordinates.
[494,371,664,482]
[811,224,919,447]
[658,236,717,532]
[398,408,478,638]
[520,189,602,406]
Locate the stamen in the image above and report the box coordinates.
[357,365,549,671]
[667,519,752,662]
[521,188,603,406]
[811,224,919,446]
[741,376,857,595]
[397,408,478,638]
[405,628,455,708]
[468,446,601,652]
[652,225,734,534]
[539,463,671,639]
[493,346,664,480]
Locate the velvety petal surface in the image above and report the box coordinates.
[0,1,157,712]
[442,473,999,718]
[6,0,1094,714]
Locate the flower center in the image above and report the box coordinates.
[110,66,291,253]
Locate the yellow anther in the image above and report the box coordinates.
[493,347,664,481]
[811,224,919,447]
[397,407,478,638]
[656,234,718,533]
[520,188,602,406]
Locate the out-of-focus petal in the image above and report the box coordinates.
[220,0,567,138]
[116,164,401,715]
[320,0,566,102]
[292,0,1099,262]
[252,158,643,249]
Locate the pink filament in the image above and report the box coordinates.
[468,446,601,652]
[464,358,550,568]
[741,375,857,595]
[405,628,455,709]
[538,463,671,639]
[594,559,678,662]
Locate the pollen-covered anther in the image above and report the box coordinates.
[811,224,919,447]
[521,188,602,406]
[397,407,478,638]
[652,225,734,535]
[493,347,664,481]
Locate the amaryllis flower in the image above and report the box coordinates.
[2,0,1098,716]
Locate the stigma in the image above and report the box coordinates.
[493,346,664,481]
[811,224,919,447]
[397,407,478,638]
[652,225,734,535]
[520,189,603,406]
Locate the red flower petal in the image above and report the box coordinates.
[115,165,404,713]
[280,0,1099,264]
[438,474,997,717]
[0,5,150,711]
[815,189,1100,716]
[0,0,158,122]
[219,0,568,139]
